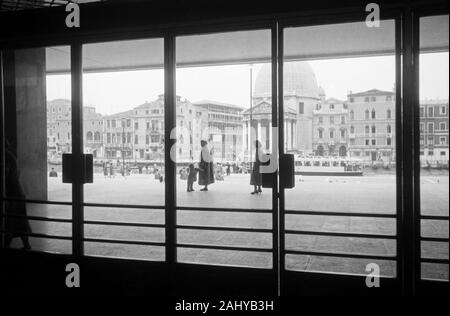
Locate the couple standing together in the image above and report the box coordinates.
[189,139,264,195]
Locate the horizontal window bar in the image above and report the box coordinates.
[1,198,72,206]
[177,243,273,253]
[84,203,164,210]
[176,225,272,233]
[177,206,273,214]
[285,210,397,218]
[84,220,165,228]
[285,249,397,261]
[421,258,449,264]
[2,214,72,223]
[420,215,449,221]
[420,236,450,242]
[285,229,397,239]
[84,237,165,247]
[0,230,72,241]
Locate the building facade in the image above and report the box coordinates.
[102,95,209,162]
[46,70,448,167]
[194,100,244,162]
[47,99,72,155]
[420,100,449,164]
[312,98,349,157]
[245,62,322,155]
[346,89,396,162]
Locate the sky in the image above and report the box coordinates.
[46,53,449,116]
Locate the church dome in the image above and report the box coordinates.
[253,61,319,99]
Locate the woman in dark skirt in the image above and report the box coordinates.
[250,140,263,195]
[4,145,32,249]
[198,140,215,191]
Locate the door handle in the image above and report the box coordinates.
[280,154,295,189]
[62,153,93,184]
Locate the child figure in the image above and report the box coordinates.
[187,163,198,192]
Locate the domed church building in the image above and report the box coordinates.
[242,61,322,156]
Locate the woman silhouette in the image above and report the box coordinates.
[250,140,263,195]
[4,142,32,249]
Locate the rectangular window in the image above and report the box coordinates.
[299,102,304,114]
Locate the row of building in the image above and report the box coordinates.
[47,62,449,164]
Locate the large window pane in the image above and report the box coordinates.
[175,29,273,268]
[283,19,397,276]
[82,38,165,206]
[419,15,449,281]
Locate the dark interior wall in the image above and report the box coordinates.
[13,48,47,201]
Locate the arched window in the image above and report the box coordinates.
[386,109,392,119]
[372,126,376,134]
[365,109,370,120]
[350,110,354,120]
[86,131,93,141]
[371,109,376,119]
[365,125,370,134]
[94,131,101,141]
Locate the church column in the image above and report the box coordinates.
[242,122,246,157]
[291,121,295,149]
[284,119,287,151]
[292,120,297,149]
[287,120,292,150]
[269,120,273,151]
[257,121,262,144]
[247,121,251,154]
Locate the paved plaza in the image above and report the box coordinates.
[10,171,449,280]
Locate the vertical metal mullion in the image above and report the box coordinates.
[271,21,280,296]
[411,11,421,295]
[71,43,84,257]
[164,34,177,267]
[0,51,5,248]
[395,15,404,295]
[401,8,418,296]
[277,24,285,295]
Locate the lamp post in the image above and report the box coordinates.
[249,64,254,166]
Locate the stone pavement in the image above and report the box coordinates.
[10,172,448,280]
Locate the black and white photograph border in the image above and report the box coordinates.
[0,0,448,301]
